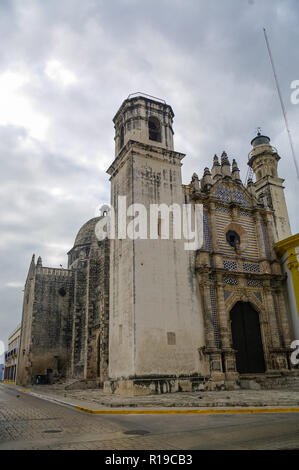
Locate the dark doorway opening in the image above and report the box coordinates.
[148,116,161,142]
[230,301,265,374]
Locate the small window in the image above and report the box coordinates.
[167,332,176,345]
[257,170,262,179]
[148,116,161,142]
[58,287,66,297]
[157,217,161,237]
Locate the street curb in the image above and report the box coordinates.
[24,390,80,410]
[3,384,299,415]
[1,383,77,410]
[74,406,299,415]
[23,390,299,414]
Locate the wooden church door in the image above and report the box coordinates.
[230,302,265,374]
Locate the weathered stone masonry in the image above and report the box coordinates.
[17,218,109,387]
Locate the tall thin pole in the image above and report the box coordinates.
[263,27,299,180]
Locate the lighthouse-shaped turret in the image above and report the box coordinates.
[248,131,291,241]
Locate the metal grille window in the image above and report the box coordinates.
[243,263,260,273]
[223,260,237,271]
[223,277,238,285]
[247,279,263,287]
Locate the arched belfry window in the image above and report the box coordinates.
[148,116,161,142]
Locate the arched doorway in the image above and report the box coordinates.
[230,302,265,374]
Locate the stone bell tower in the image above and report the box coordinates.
[105,93,205,395]
[113,93,175,153]
[248,132,292,242]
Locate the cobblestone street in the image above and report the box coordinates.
[1,383,299,450]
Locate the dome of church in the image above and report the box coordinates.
[74,217,101,247]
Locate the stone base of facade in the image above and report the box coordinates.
[103,376,204,396]
[104,369,299,396]
[103,374,242,396]
[239,370,299,390]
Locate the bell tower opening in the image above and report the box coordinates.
[148,116,161,142]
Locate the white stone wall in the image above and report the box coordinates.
[108,156,136,378]
[108,142,207,380]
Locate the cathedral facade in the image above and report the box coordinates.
[17,94,298,393]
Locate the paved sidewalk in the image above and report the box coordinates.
[10,382,299,411]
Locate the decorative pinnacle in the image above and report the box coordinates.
[221,151,230,165]
[213,154,220,165]
[203,167,211,176]
[232,159,239,171]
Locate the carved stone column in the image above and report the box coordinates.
[264,285,281,350]
[275,287,293,370]
[199,271,224,384]
[264,210,277,260]
[263,281,290,372]
[253,211,266,259]
[216,273,238,382]
[216,273,230,349]
[276,288,292,347]
[201,283,217,349]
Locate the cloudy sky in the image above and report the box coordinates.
[0,0,298,359]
